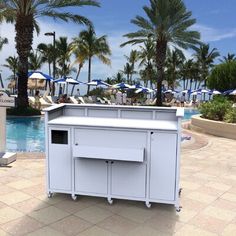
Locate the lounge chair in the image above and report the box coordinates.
[97,97,106,104]
[39,97,52,108]
[70,96,79,104]
[103,97,112,105]
[78,97,86,104]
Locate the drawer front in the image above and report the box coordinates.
[73,129,147,162]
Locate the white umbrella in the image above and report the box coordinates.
[229,89,236,95]
[87,79,110,87]
[28,71,53,91]
[112,82,131,89]
[135,87,154,94]
[212,90,221,95]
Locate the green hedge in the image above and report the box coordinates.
[199,96,236,123]
[7,106,41,116]
[207,61,236,91]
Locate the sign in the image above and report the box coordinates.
[0,91,15,107]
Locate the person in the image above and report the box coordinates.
[59,94,71,103]
[180,93,185,107]
[34,90,41,110]
[75,88,80,98]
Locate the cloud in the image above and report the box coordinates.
[192,24,236,42]
[0,20,137,89]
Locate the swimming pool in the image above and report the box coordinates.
[6,109,199,152]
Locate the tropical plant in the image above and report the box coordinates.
[29,51,43,71]
[121,62,134,83]
[37,43,55,76]
[112,72,125,84]
[139,37,155,87]
[3,55,18,92]
[194,44,219,88]
[165,49,185,89]
[207,61,236,91]
[220,53,236,63]
[125,50,140,82]
[0,0,100,108]
[71,27,111,94]
[121,0,200,106]
[199,96,233,121]
[0,36,8,50]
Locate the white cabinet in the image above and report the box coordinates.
[111,161,146,198]
[45,104,183,210]
[48,128,71,191]
[74,158,108,195]
[150,132,177,201]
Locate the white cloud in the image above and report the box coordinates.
[192,24,236,42]
[0,20,137,91]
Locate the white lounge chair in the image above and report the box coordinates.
[70,96,79,104]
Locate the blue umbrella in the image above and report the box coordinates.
[112,82,131,89]
[87,79,111,87]
[28,71,53,81]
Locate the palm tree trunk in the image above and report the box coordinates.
[15,14,34,108]
[156,40,167,106]
[48,62,51,77]
[87,57,92,94]
[71,63,83,96]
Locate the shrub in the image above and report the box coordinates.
[87,88,105,97]
[207,61,236,91]
[7,106,41,116]
[199,96,232,121]
[224,108,236,123]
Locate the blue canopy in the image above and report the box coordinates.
[28,71,54,81]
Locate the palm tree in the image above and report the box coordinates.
[165,49,185,89]
[220,53,236,63]
[29,51,43,71]
[72,27,111,94]
[0,0,100,108]
[125,50,140,82]
[121,0,200,106]
[121,63,134,83]
[37,43,55,76]
[0,36,8,50]
[3,55,18,92]
[194,44,219,88]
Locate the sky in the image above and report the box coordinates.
[1,0,236,93]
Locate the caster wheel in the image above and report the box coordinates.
[176,206,182,212]
[108,199,113,205]
[48,192,53,198]
[179,188,183,197]
[145,202,151,208]
[72,195,77,201]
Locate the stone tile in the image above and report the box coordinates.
[180,181,201,190]
[145,213,184,233]
[186,192,217,204]
[22,184,45,197]
[127,225,170,236]
[36,193,69,205]
[180,198,206,211]
[97,215,138,235]
[175,208,198,223]
[189,213,228,234]
[78,226,118,236]
[6,179,36,190]
[50,215,91,236]
[54,199,91,214]
[28,206,70,224]
[0,202,7,209]
[75,206,113,224]
[11,198,49,214]
[0,229,10,236]
[220,192,236,202]
[0,191,32,205]
[174,224,218,236]
[205,182,231,192]
[117,205,155,223]
[0,207,24,224]
[221,224,236,236]
[203,206,236,222]
[210,198,236,211]
[26,226,66,236]
[0,185,16,195]
[1,216,43,236]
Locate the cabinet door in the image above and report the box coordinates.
[74,158,108,195]
[150,132,177,201]
[49,129,71,191]
[111,161,146,198]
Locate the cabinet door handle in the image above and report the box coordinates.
[75,143,78,146]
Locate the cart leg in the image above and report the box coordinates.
[175,205,182,212]
[72,194,77,201]
[145,201,151,208]
[47,191,53,198]
[107,197,113,205]
[179,188,183,197]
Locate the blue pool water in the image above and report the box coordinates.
[6,109,199,152]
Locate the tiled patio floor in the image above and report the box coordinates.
[0,130,236,235]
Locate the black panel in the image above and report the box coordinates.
[51,130,68,144]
